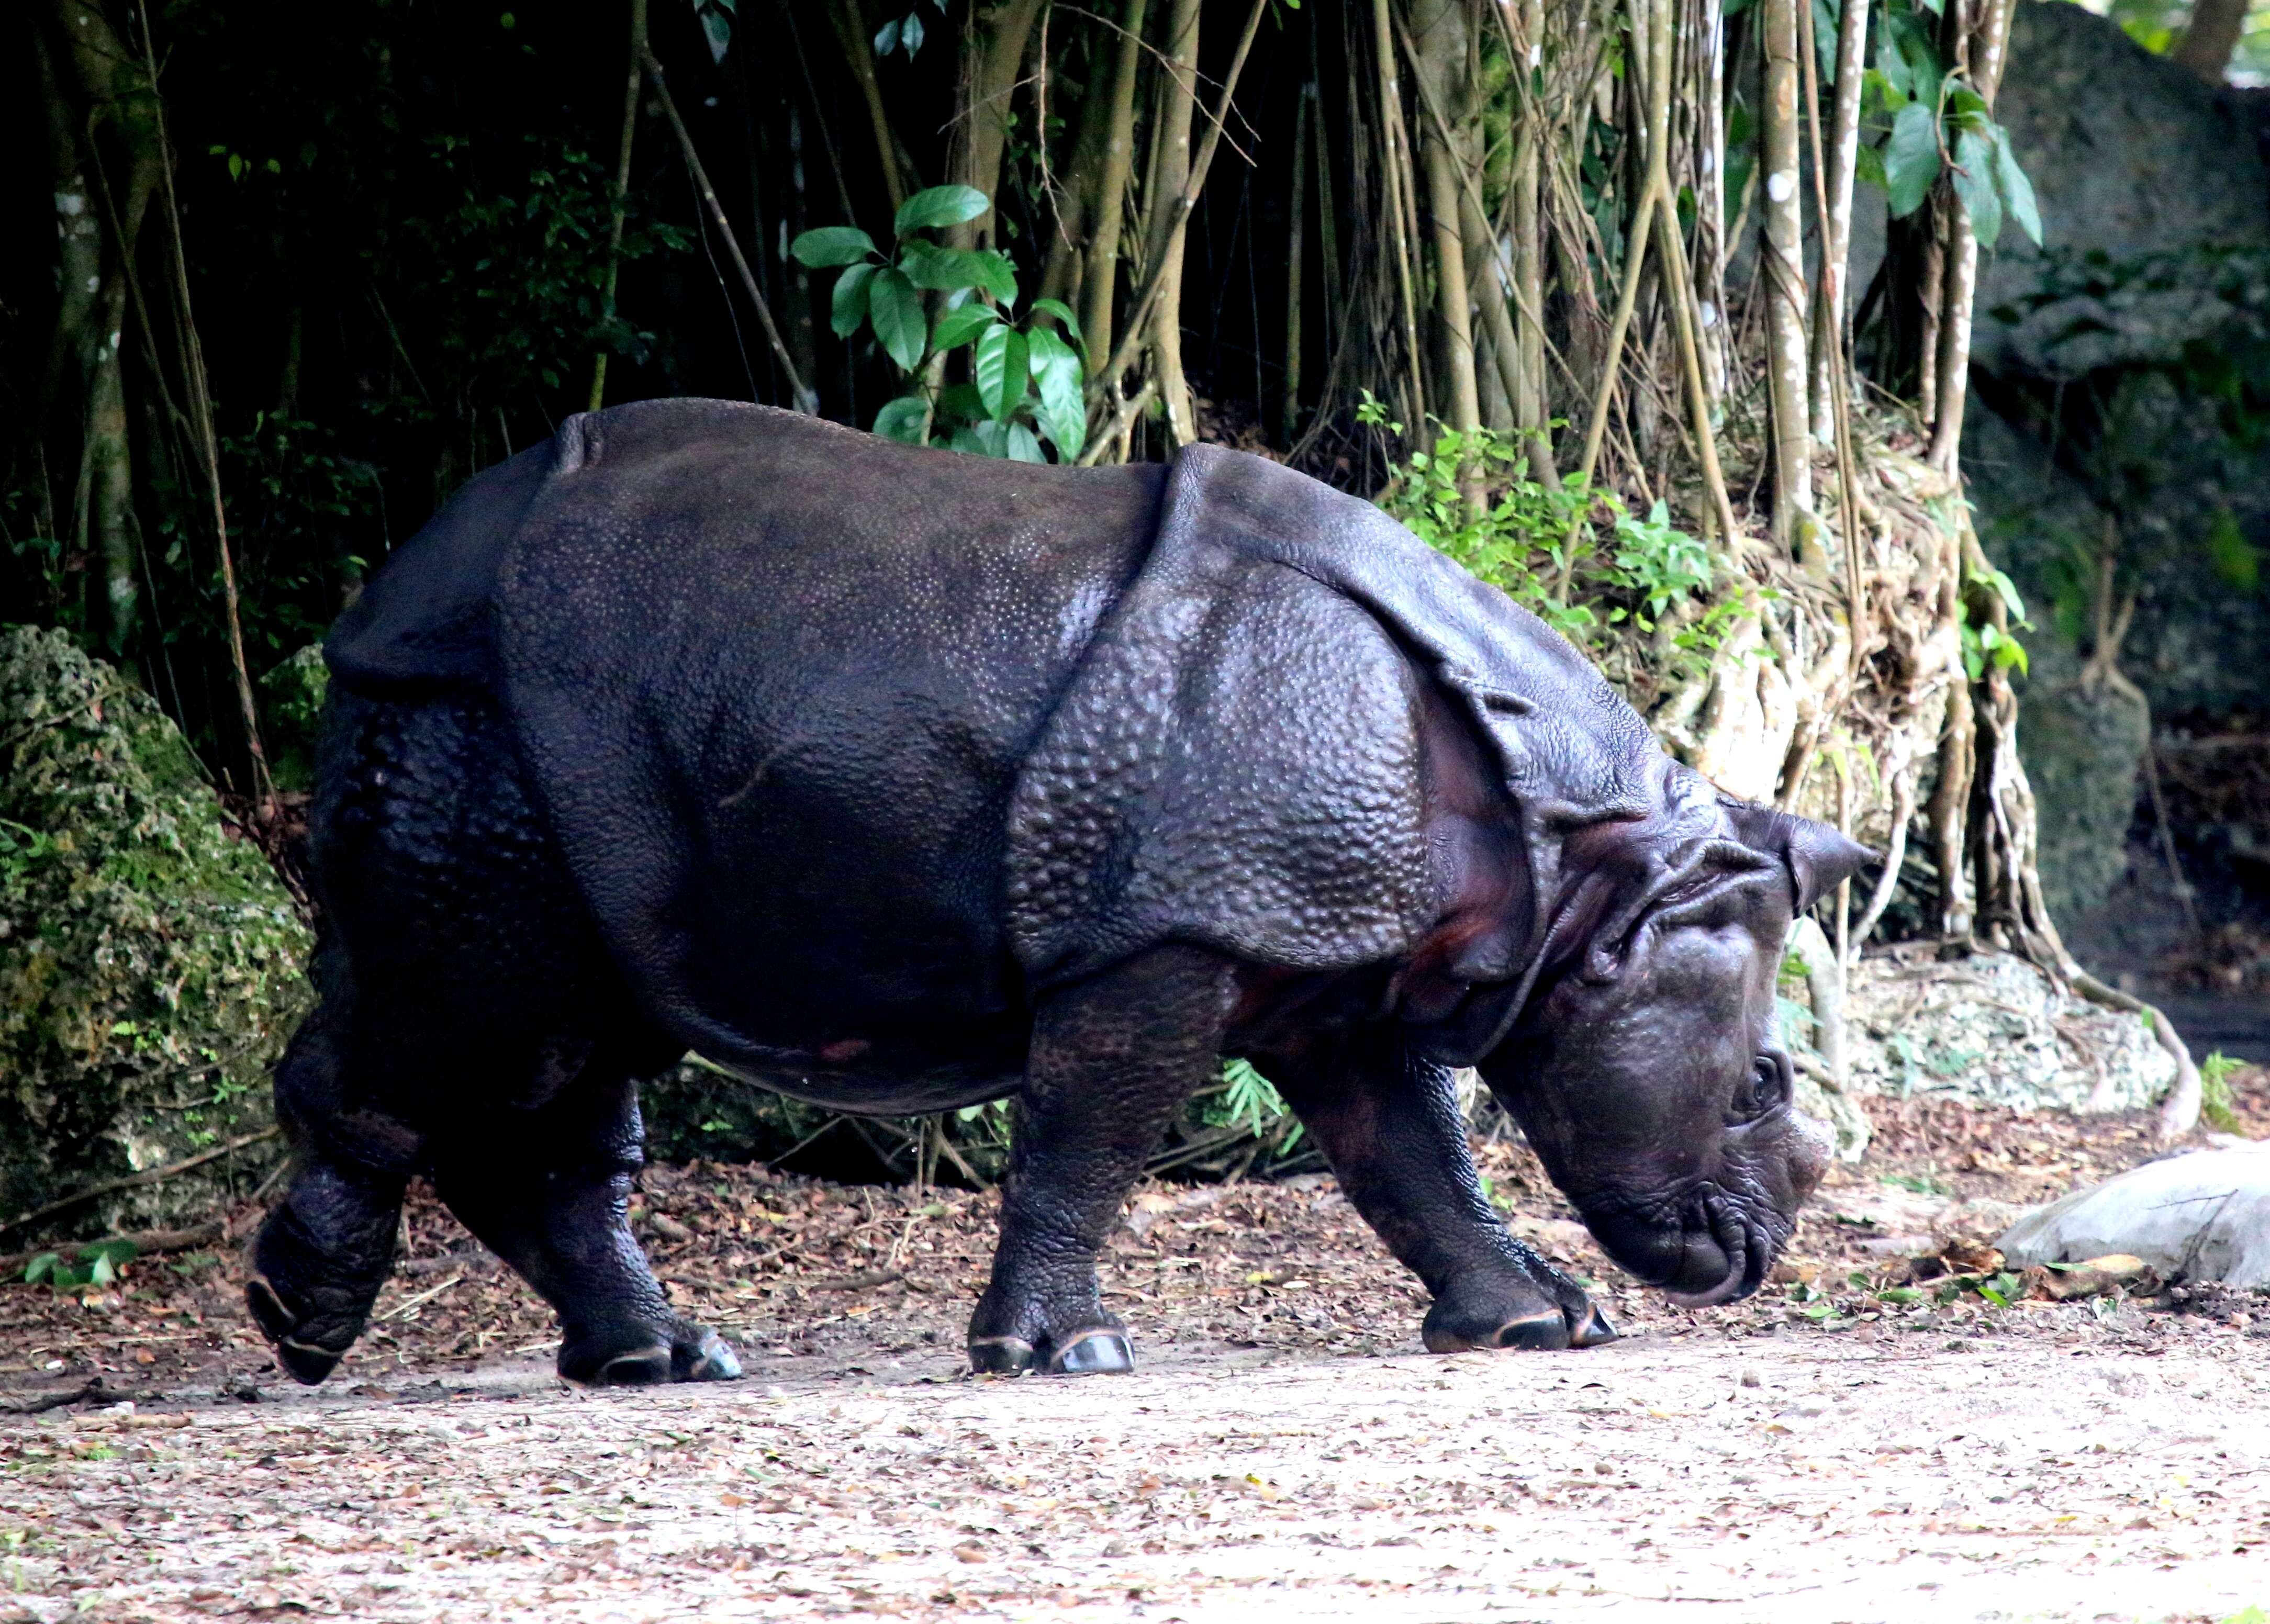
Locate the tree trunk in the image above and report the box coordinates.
[1809,0,1869,443]
[1079,0,1152,379]
[1147,0,1203,444]
[1410,0,1482,440]
[2172,0,2248,83]
[1284,83,1311,442]
[1759,0,1812,547]
[825,0,910,215]
[951,0,1048,250]
[589,0,647,412]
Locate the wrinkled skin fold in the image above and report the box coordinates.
[248,401,1869,1387]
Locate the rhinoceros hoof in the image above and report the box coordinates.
[560,1323,743,1386]
[245,1275,351,1386]
[967,1327,1135,1376]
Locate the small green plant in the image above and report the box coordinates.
[1359,397,1742,666]
[1211,1059,1297,1143]
[22,1238,138,1293]
[2200,1050,2246,1133]
[790,187,1087,462]
[1959,564,2031,681]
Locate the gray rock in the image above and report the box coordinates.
[1844,946,2175,1113]
[1999,1143,2270,1287]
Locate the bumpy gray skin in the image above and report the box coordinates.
[248,401,1867,1387]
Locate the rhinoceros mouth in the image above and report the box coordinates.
[1583,1186,1778,1308]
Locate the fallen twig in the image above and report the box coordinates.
[0,1128,280,1239]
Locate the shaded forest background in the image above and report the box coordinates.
[4,0,2268,1219]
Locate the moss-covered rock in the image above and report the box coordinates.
[0,626,309,1242]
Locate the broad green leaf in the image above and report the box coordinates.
[900,10,925,53]
[873,16,901,53]
[974,324,1030,422]
[1876,19,1912,97]
[1951,128,2002,248]
[904,245,999,293]
[1991,125,2043,247]
[931,304,998,352]
[867,266,927,372]
[789,226,876,268]
[1027,329,1086,460]
[952,420,1011,457]
[1005,422,1047,464]
[894,184,990,236]
[830,262,877,338]
[972,249,1021,306]
[871,394,932,444]
[1883,101,1941,218]
[696,0,734,62]
[1030,297,1086,352]
[1945,85,1990,135]
[936,382,986,423]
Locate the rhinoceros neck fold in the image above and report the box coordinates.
[1005,443,1674,1038]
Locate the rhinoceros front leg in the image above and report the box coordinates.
[1274,1035,1617,1352]
[969,945,1238,1376]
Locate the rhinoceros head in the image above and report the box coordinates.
[1480,789,1870,1308]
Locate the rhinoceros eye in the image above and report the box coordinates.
[1736,1054,1788,1122]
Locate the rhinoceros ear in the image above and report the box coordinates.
[1723,802,1875,913]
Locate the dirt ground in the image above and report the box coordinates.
[3,1079,2268,1623]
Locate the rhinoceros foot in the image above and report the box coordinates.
[968,1326,1135,1376]
[560,1319,743,1386]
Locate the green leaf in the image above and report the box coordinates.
[951,419,1011,457]
[971,249,1021,305]
[830,262,877,339]
[1876,20,1912,97]
[1883,101,1941,219]
[1855,142,1888,193]
[24,1252,60,1286]
[1030,297,1085,352]
[931,304,999,352]
[871,394,932,444]
[894,185,990,236]
[974,324,1030,422]
[873,15,901,53]
[1027,328,1086,460]
[1004,422,1047,464]
[1945,85,1991,135]
[1990,126,2043,247]
[903,245,1000,294]
[867,267,927,373]
[935,382,986,424]
[789,226,877,268]
[1951,128,2001,248]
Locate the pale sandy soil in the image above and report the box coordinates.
[3,1305,2267,1623]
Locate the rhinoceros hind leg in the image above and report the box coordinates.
[433,1065,742,1388]
[966,946,1236,1377]
[1275,1035,1614,1354]
[245,1152,408,1386]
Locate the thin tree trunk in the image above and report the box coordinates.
[1080,0,1151,378]
[825,0,910,214]
[1759,0,1812,546]
[1284,83,1311,443]
[1410,0,1482,440]
[1926,0,2014,472]
[1370,0,1429,430]
[2172,0,2248,83]
[1147,0,1203,443]
[952,0,1048,250]
[589,0,648,412]
[1809,0,1868,442]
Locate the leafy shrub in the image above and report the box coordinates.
[791,187,1088,462]
[0,627,305,1238]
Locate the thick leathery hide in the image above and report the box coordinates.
[326,442,555,693]
[487,400,1164,1107]
[1007,444,1670,1003]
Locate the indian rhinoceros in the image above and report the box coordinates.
[246,399,1866,1386]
